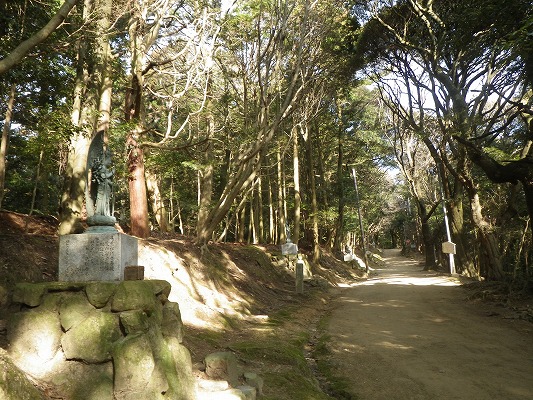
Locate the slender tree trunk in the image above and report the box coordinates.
[293,126,301,244]
[0,83,16,209]
[169,177,182,233]
[316,136,332,247]
[468,190,504,279]
[334,122,345,251]
[268,173,275,243]
[303,124,320,262]
[197,145,214,239]
[277,147,286,244]
[238,203,246,242]
[247,201,254,244]
[257,175,264,243]
[29,149,44,216]
[416,201,436,270]
[146,170,170,232]
[252,176,262,243]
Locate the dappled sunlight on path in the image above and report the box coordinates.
[325,248,533,400]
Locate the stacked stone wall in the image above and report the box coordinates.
[6,280,196,400]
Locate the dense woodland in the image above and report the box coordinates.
[0,0,532,282]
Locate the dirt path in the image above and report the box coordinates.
[324,249,533,400]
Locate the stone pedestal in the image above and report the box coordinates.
[59,231,138,281]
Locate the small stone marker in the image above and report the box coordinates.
[343,251,354,262]
[244,371,264,395]
[281,239,298,256]
[236,385,256,400]
[204,351,240,387]
[295,258,304,294]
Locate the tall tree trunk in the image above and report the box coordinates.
[247,201,254,244]
[0,83,15,209]
[468,190,504,279]
[303,124,320,262]
[146,170,170,232]
[253,175,263,243]
[316,136,332,247]
[415,199,436,270]
[29,150,44,216]
[237,203,246,242]
[197,143,214,240]
[126,133,150,237]
[268,173,275,243]
[124,10,151,238]
[292,126,301,244]
[277,146,286,244]
[334,121,345,251]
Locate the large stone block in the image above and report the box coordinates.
[113,333,164,400]
[111,281,159,313]
[85,282,117,308]
[119,310,150,335]
[61,311,121,363]
[59,292,96,331]
[167,337,197,400]
[7,310,62,378]
[12,283,47,307]
[46,360,114,400]
[59,231,138,281]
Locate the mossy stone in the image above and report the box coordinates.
[85,282,117,308]
[119,310,150,334]
[59,292,96,331]
[39,292,65,312]
[113,333,165,400]
[12,283,47,307]
[147,280,172,298]
[46,361,113,400]
[61,311,122,363]
[167,337,197,400]
[161,301,183,342]
[111,281,157,313]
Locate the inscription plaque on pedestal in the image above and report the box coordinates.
[59,231,138,281]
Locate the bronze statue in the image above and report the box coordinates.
[86,131,116,227]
